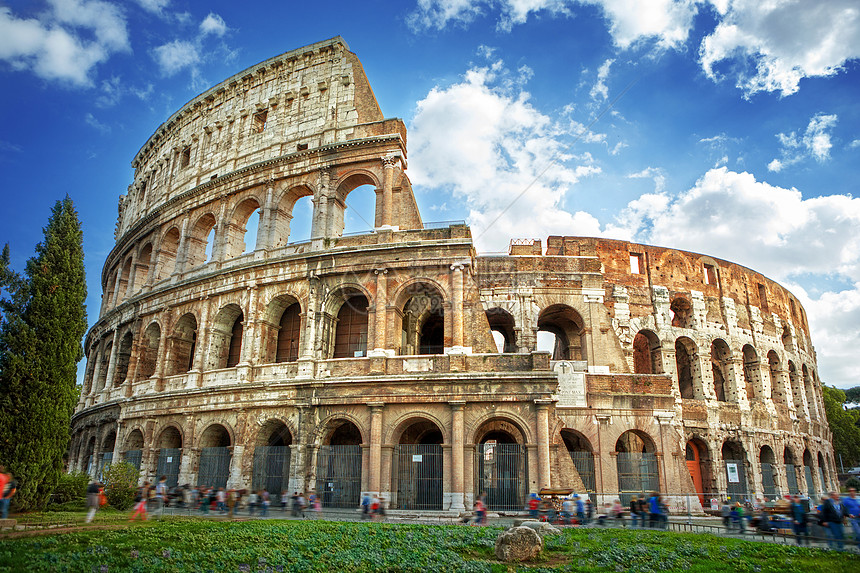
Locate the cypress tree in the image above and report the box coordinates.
[0,197,87,510]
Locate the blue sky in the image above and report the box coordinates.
[1,0,859,389]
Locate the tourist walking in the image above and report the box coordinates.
[281,490,289,512]
[648,493,661,529]
[528,493,540,519]
[130,482,150,521]
[85,481,102,523]
[0,470,17,520]
[561,497,573,525]
[843,487,860,547]
[721,499,732,531]
[247,490,258,516]
[360,492,371,520]
[629,496,642,529]
[790,495,810,545]
[575,495,585,525]
[154,476,168,517]
[819,491,847,551]
[261,489,270,516]
[226,489,237,519]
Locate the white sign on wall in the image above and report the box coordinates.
[554,361,587,407]
[726,463,740,483]
[166,456,173,463]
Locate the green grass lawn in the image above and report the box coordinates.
[0,519,857,572]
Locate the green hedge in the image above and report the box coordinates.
[49,471,90,505]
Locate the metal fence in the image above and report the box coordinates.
[156,448,181,488]
[724,459,749,501]
[760,463,778,499]
[97,453,113,481]
[198,447,231,489]
[804,466,815,498]
[616,452,659,505]
[124,449,142,471]
[393,444,443,510]
[474,443,528,511]
[785,464,799,494]
[569,451,596,492]
[252,446,291,494]
[316,445,362,508]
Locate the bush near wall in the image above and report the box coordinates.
[49,471,90,505]
[102,461,139,511]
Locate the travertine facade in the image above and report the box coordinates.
[69,37,837,513]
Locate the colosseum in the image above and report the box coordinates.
[69,37,837,513]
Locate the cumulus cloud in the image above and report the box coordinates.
[152,12,228,77]
[768,113,837,172]
[0,0,129,86]
[135,0,170,14]
[409,60,602,250]
[700,0,860,98]
[627,166,666,192]
[199,13,227,37]
[589,58,613,101]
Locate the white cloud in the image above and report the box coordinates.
[409,61,601,250]
[135,0,170,14]
[0,1,129,86]
[768,113,838,172]
[586,0,697,49]
[849,139,860,149]
[700,0,860,98]
[589,58,613,101]
[152,40,200,76]
[200,13,227,37]
[84,112,110,133]
[627,166,666,192]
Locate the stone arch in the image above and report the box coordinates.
[324,285,372,359]
[197,423,232,489]
[685,436,714,504]
[260,293,303,364]
[206,303,244,370]
[83,436,97,475]
[391,417,444,510]
[132,242,154,292]
[560,428,596,492]
[816,451,827,493]
[485,307,517,353]
[537,304,586,361]
[802,364,818,420]
[117,256,133,301]
[83,343,98,395]
[788,360,803,413]
[124,428,145,450]
[330,171,381,237]
[767,350,784,405]
[95,338,112,392]
[396,280,446,356]
[670,296,692,329]
[272,184,315,247]
[710,338,733,401]
[166,312,197,376]
[759,445,778,500]
[255,419,295,447]
[113,331,133,387]
[252,419,294,495]
[387,413,449,445]
[156,226,181,280]
[155,425,183,449]
[137,321,161,380]
[316,416,366,446]
[185,212,217,268]
[633,329,662,374]
[742,344,762,400]
[802,448,816,498]
[722,440,750,501]
[315,417,364,508]
[198,422,233,448]
[223,196,263,259]
[675,336,702,399]
[616,430,660,500]
[472,415,529,445]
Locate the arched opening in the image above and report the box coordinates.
[316,420,363,508]
[197,424,232,489]
[781,324,792,350]
[98,431,117,481]
[615,430,659,504]
[784,447,800,495]
[276,303,301,362]
[224,198,262,259]
[157,227,181,280]
[342,184,377,235]
[722,441,749,502]
[817,452,828,493]
[83,345,98,395]
[670,296,692,328]
[802,365,817,420]
[486,308,517,353]
[710,339,732,402]
[84,436,96,476]
[633,330,662,375]
[288,195,314,243]
[675,337,701,399]
[802,449,815,498]
[788,361,803,414]
[137,322,160,380]
[252,421,293,495]
[155,426,182,488]
[271,186,314,247]
[759,446,778,501]
[561,429,595,493]
[742,344,760,401]
[206,304,244,370]
[474,418,528,511]
[186,213,217,269]
[104,270,117,310]
[685,438,713,506]
[114,332,133,387]
[393,419,444,510]
[767,351,783,405]
[123,429,144,471]
[133,243,153,292]
[399,282,445,355]
[167,313,197,375]
[117,257,132,301]
[537,304,586,361]
[260,295,302,364]
[331,293,369,359]
[96,341,112,392]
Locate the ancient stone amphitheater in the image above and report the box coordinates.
[69,37,836,513]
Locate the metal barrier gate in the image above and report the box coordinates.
[724,459,749,502]
[474,443,527,511]
[316,445,362,508]
[197,447,231,489]
[569,451,596,492]
[156,448,181,488]
[760,463,778,499]
[616,452,659,505]
[124,449,142,471]
[252,446,291,494]
[394,444,442,510]
[97,453,113,481]
[804,466,816,498]
[785,464,799,494]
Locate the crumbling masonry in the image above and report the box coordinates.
[69,37,836,513]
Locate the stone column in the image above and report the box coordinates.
[449,401,466,510]
[370,269,388,354]
[258,183,275,251]
[535,399,552,489]
[175,218,190,275]
[191,298,211,386]
[380,156,397,227]
[240,286,258,365]
[103,330,121,394]
[450,263,465,351]
[368,402,384,494]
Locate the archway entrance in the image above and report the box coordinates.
[252,421,293,495]
[197,425,232,489]
[685,439,707,506]
[760,446,778,501]
[316,421,363,508]
[784,448,800,494]
[722,441,749,502]
[123,429,144,471]
[393,419,443,510]
[473,419,528,511]
[615,430,659,504]
[561,430,595,492]
[156,427,182,488]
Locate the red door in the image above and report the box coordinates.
[685,441,705,506]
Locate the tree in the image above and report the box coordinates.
[0,197,87,511]
[822,386,860,471]
[102,461,139,510]
[844,386,860,407]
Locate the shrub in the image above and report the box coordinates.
[845,476,860,491]
[50,471,90,505]
[102,461,139,511]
